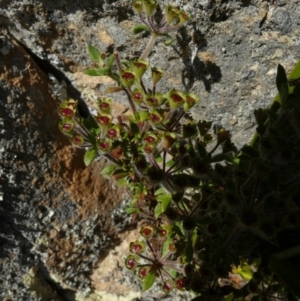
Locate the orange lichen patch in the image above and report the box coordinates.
[90,229,140,294]
[2,32,126,277]
[51,144,125,220]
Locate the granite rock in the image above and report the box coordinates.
[0,0,300,300]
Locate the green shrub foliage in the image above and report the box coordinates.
[58,1,300,300]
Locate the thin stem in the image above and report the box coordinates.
[169,109,185,132]
[168,166,183,175]
[179,199,189,216]
[140,32,158,60]
[138,253,156,264]
[163,261,183,273]
[272,244,300,260]
[163,150,167,172]
[146,239,158,260]
[208,142,221,155]
[114,52,136,114]
[250,179,260,206]
[283,172,300,188]
[161,267,176,282]
[123,88,137,114]
[139,79,147,94]
[74,118,91,137]
[239,171,255,203]
[148,154,160,170]
[152,83,156,95]
[166,155,183,173]
[222,225,243,252]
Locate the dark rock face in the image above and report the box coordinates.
[0,0,300,300]
[0,33,127,300]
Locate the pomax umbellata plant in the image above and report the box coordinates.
[58,0,300,300]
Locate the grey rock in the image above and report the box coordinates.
[1,0,300,300]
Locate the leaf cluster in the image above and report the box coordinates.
[57,1,300,300]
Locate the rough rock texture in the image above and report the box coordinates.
[0,0,300,300]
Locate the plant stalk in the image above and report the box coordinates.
[140,32,158,60]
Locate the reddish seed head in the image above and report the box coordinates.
[150,114,160,123]
[100,102,110,109]
[186,96,195,103]
[171,94,183,102]
[73,136,83,145]
[144,136,155,143]
[143,228,151,236]
[143,144,153,154]
[133,92,142,100]
[62,123,72,131]
[147,97,157,104]
[134,62,147,68]
[98,116,110,124]
[138,267,148,278]
[107,129,117,138]
[130,241,144,254]
[176,277,185,290]
[60,108,74,117]
[122,72,135,80]
[158,228,167,237]
[99,142,110,149]
[126,257,137,270]
[140,226,153,238]
[163,281,173,293]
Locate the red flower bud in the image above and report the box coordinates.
[129,241,145,254]
[140,225,154,238]
[176,277,185,291]
[162,280,174,293]
[70,135,84,146]
[138,267,149,279]
[125,255,139,270]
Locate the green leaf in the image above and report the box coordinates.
[157,194,171,212]
[107,54,115,69]
[84,68,110,76]
[270,258,300,297]
[117,178,127,187]
[154,203,163,218]
[154,187,165,196]
[126,207,140,214]
[276,64,288,94]
[82,115,99,131]
[250,59,300,147]
[240,145,260,158]
[132,24,149,35]
[161,33,173,46]
[142,270,156,291]
[162,237,173,257]
[130,122,140,136]
[100,164,118,179]
[196,141,207,159]
[88,44,102,62]
[139,111,149,121]
[84,148,98,166]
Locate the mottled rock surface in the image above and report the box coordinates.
[0,0,299,300]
